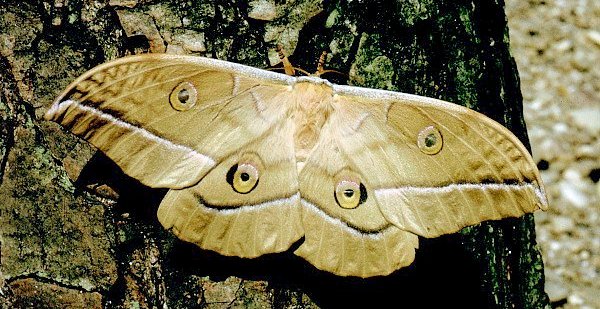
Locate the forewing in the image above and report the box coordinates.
[45,54,294,189]
[331,87,547,238]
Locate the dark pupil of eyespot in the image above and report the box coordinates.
[178,89,190,103]
[240,172,250,181]
[425,134,437,147]
[343,189,354,198]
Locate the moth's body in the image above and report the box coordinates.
[46,54,548,277]
[288,80,334,173]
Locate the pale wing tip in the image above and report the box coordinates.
[535,186,550,211]
[44,99,73,121]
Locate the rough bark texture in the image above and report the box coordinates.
[0,0,549,308]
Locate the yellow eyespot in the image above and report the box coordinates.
[170,81,197,111]
[417,125,443,155]
[335,180,362,209]
[228,163,259,194]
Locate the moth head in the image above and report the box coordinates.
[170,81,198,111]
[226,154,263,194]
[334,171,368,209]
[417,125,443,155]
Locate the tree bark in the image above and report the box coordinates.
[0,0,549,308]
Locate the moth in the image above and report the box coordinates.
[45,53,548,277]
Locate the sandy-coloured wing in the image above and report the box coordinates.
[295,122,419,277]
[157,118,303,257]
[294,85,547,277]
[330,87,547,238]
[45,54,304,257]
[45,54,294,189]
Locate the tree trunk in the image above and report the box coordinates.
[0,0,549,308]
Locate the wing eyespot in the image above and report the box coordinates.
[417,125,443,155]
[170,81,197,111]
[334,180,368,209]
[226,163,260,194]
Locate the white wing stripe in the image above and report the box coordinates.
[51,99,216,166]
[375,182,546,205]
[300,199,384,240]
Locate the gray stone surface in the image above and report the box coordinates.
[506,1,600,308]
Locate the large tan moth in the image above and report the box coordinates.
[45,54,548,277]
